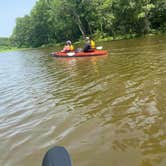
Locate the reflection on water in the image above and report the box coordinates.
[0,36,166,166]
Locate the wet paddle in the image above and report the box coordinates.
[42,146,72,166]
[96,46,103,50]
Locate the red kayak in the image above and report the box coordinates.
[51,50,107,58]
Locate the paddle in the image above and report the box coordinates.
[67,52,75,56]
[42,146,72,166]
[96,46,103,50]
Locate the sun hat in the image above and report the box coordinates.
[66,40,71,45]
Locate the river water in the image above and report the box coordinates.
[0,35,166,166]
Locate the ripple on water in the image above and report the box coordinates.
[0,36,166,166]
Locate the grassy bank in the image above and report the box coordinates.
[0,46,28,52]
[1,32,165,53]
[0,46,17,52]
[41,32,166,48]
[0,46,31,53]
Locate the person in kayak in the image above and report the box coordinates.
[83,37,95,52]
[62,40,74,52]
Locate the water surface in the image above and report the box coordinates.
[0,35,166,166]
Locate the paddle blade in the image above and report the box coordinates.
[96,46,103,50]
[67,52,75,56]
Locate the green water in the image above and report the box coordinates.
[0,35,166,166]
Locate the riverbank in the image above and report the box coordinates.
[0,47,17,52]
[0,46,32,53]
[40,32,166,49]
[0,32,165,53]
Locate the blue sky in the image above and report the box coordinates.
[0,0,37,37]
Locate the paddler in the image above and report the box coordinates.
[62,40,74,52]
[83,36,95,52]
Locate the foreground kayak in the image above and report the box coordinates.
[50,50,108,58]
[42,146,72,166]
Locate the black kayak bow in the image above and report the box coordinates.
[42,146,72,166]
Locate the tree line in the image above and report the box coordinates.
[10,0,166,48]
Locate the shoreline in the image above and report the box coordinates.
[0,32,165,53]
[41,32,166,48]
[0,47,32,53]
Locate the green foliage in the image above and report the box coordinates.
[0,37,10,46]
[0,37,12,51]
[10,0,166,48]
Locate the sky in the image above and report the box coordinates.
[0,0,37,37]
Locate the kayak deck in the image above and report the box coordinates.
[51,50,108,58]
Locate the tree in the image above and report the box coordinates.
[11,15,32,47]
[11,0,166,48]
